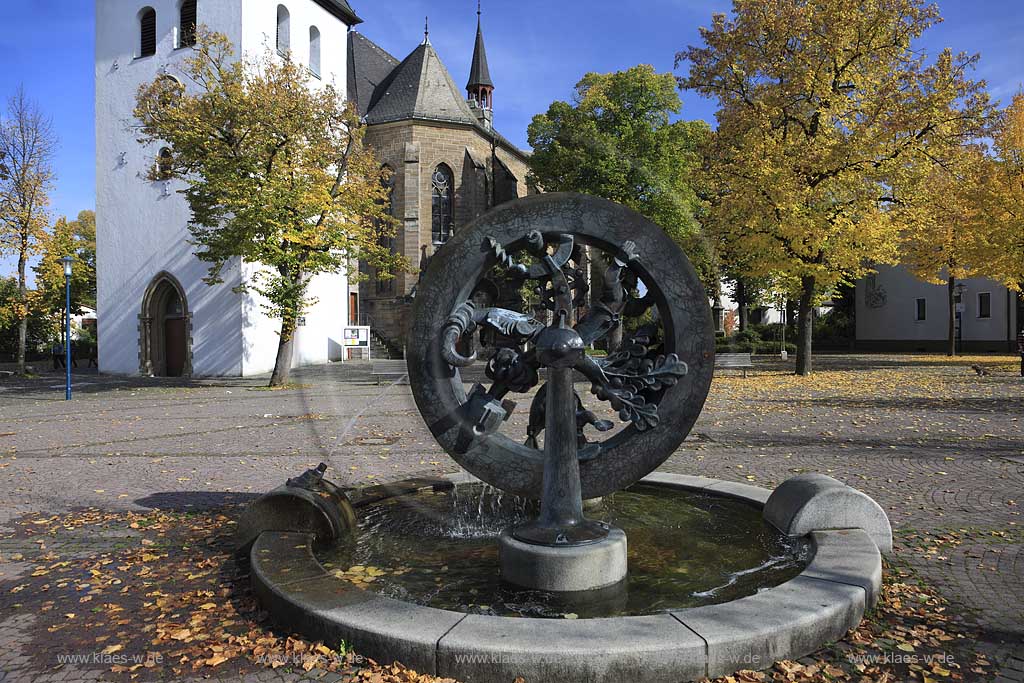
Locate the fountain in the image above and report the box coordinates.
[241,193,891,682]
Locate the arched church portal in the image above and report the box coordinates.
[139,273,192,377]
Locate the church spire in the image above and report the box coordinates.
[466,1,493,112]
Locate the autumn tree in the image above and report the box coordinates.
[0,87,55,374]
[680,0,991,374]
[34,210,97,343]
[898,145,993,356]
[0,276,50,359]
[981,94,1024,292]
[134,31,401,386]
[527,65,714,285]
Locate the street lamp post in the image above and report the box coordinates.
[61,256,73,401]
[780,294,788,360]
[954,282,967,356]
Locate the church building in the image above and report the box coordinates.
[348,12,531,352]
[95,0,526,375]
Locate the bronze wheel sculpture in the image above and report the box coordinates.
[408,193,715,506]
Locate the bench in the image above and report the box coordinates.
[715,352,753,377]
[371,359,408,385]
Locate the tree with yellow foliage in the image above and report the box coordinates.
[134,31,402,386]
[984,94,1024,290]
[0,87,55,374]
[901,93,1024,356]
[679,0,991,374]
[898,145,989,356]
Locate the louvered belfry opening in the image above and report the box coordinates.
[140,8,157,57]
[179,0,197,47]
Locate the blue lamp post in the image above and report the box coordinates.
[60,256,73,400]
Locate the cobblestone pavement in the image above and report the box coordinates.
[0,354,1022,681]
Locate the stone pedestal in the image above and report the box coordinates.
[499,526,628,592]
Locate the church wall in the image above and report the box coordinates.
[410,122,529,251]
[96,0,352,376]
[240,0,348,86]
[238,0,354,374]
[96,0,246,377]
[359,118,531,350]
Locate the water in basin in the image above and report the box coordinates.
[316,483,809,618]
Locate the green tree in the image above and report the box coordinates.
[134,31,402,386]
[33,211,96,343]
[0,86,55,374]
[680,0,991,374]
[527,65,713,284]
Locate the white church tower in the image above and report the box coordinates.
[95,0,362,376]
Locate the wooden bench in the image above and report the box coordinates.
[371,359,408,385]
[715,352,754,377]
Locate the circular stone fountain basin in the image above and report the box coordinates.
[251,473,882,683]
[315,482,808,618]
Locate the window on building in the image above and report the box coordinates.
[309,26,321,78]
[179,0,197,47]
[156,148,173,180]
[276,5,290,54]
[915,298,926,321]
[978,292,991,319]
[153,75,184,113]
[139,7,157,57]
[431,164,454,245]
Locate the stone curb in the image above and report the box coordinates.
[250,473,882,683]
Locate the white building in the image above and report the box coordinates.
[856,265,1022,352]
[95,0,361,376]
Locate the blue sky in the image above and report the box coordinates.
[1,0,1022,269]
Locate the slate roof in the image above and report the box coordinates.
[363,39,479,127]
[348,32,529,162]
[313,0,362,25]
[466,17,492,89]
[347,31,400,117]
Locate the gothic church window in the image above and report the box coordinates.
[431,164,454,245]
[179,0,197,48]
[139,7,157,58]
[276,5,290,55]
[309,26,321,77]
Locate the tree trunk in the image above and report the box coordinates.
[269,320,296,387]
[795,275,815,376]
[947,276,955,357]
[16,250,27,375]
[736,279,748,332]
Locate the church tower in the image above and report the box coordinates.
[466,3,494,129]
[94,0,362,377]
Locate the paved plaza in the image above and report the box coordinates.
[0,354,1021,682]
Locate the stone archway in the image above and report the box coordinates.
[139,273,192,377]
